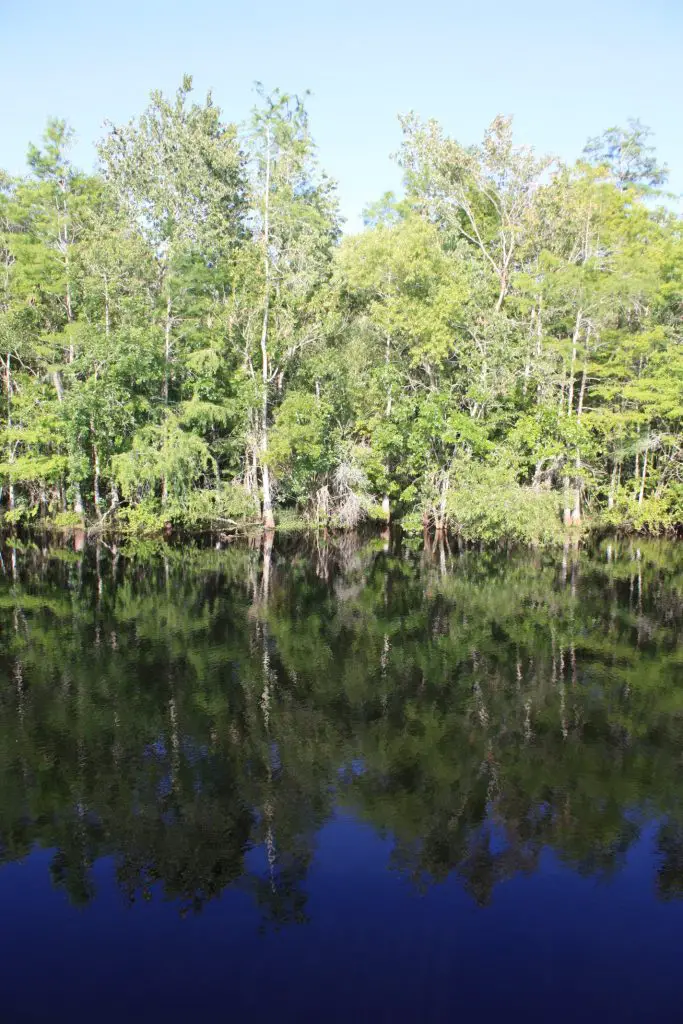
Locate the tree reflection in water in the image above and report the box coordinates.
[1,531,683,923]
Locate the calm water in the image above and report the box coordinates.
[1,532,683,1022]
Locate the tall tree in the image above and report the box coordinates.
[245,87,339,528]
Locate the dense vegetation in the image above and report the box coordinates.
[1,533,683,916]
[1,79,681,539]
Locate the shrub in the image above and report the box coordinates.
[446,461,563,545]
[598,487,678,535]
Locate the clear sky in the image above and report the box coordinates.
[1,0,681,230]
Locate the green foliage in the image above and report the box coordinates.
[446,459,564,545]
[598,488,678,535]
[2,504,38,526]
[583,118,668,190]
[0,90,680,540]
[48,510,85,529]
[117,497,169,535]
[112,416,214,503]
[267,391,333,503]
[168,485,259,529]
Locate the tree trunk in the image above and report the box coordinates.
[160,293,173,507]
[638,440,648,505]
[52,370,65,403]
[608,462,619,509]
[495,270,508,312]
[53,369,83,516]
[163,294,172,405]
[572,345,589,525]
[6,351,14,511]
[260,126,275,531]
[435,475,447,532]
[571,453,581,525]
[567,309,582,416]
[73,486,84,517]
[63,194,75,363]
[634,423,640,488]
[261,406,275,530]
[103,273,110,338]
[563,477,572,528]
[91,418,102,519]
[577,360,588,419]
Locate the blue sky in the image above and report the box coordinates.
[1,0,681,230]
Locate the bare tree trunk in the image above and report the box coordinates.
[567,309,582,416]
[571,453,581,525]
[535,297,545,401]
[103,273,110,338]
[163,294,172,405]
[160,293,173,507]
[385,333,392,416]
[634,422,640,489]
[53,369,83,516]
[522,307,535,396]
[63,193,75,363]
[571,348,588,526]
[52,369,64,402]
[244,433,258,498]
[638,439,648,505]
[260,126,275,531]
[73,485,84,517]
[577,360,588,419]
[91,418,102,520]
[563,477,572,528]
[495,269,508,312]
[6,351,14,511]
[436,475,447,532]
[261,394,274,530]
[608,461,618,509]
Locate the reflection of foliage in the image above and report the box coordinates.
[0,533,683,921]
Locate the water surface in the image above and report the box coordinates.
[1,533,682,1022]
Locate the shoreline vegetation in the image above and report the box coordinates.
[1,79,681,544]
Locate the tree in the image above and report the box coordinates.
[0,85,680,538]
[398,113,552,311]
[584,119,668,191]
[99,76,247,511]
[245,86,340,528]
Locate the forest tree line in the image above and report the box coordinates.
[1,77,681,540]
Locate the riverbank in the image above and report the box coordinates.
[1,512,679,553]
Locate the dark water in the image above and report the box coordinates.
[1,532,683,1023]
